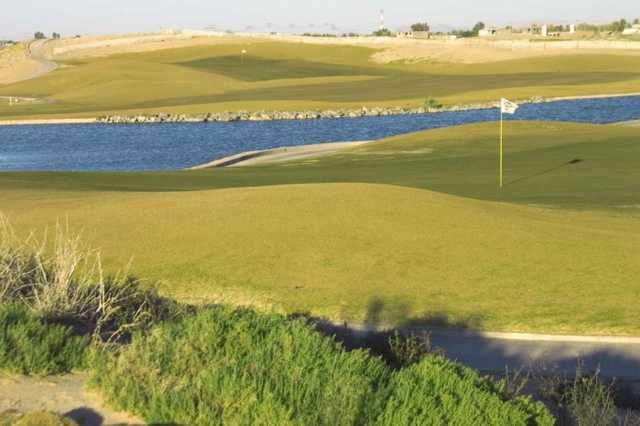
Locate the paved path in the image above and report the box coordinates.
[336,323,640,380]
[0,373,142,425]
[27,39,58,76]
[426,328,640,379]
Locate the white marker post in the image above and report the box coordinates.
[241,49,247,65]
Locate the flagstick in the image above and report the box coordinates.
[500,111,504,189]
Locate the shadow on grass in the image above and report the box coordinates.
[506,158,584,186]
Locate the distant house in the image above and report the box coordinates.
[623,24,640,35]
[396,31,431,39]
[478,28,497,37]
[527,24,545,36]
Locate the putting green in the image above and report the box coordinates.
[1,122,638,335]
[1,41,640,119]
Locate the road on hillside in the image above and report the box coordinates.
[27,39,57,75]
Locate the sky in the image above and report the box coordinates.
[2,0,639,40]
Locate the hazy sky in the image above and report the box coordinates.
[2,0,639,40]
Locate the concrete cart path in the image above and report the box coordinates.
[426,328,640,379]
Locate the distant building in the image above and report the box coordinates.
[478,28,497,37]
[396,31,431,39]
[527,24,543,35]
[526,24,561,37]
[623,24,640,35]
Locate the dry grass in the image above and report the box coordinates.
[0,215,171,343]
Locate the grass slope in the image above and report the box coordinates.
[2,122,638,210]
[1,122,638,334]
[0,41,639,118]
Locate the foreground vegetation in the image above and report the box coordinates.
[88,306,553,425]
[0,227,554,425]
[1,122,638,334]
[1,41,640,119]
[2,228,637,425]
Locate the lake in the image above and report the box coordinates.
[1,95,639,171]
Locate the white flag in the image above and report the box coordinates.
[501,98,519,115]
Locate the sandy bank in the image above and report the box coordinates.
[0,373,142,425]
[0,118,96,126]
[614,120,640,127]
[190,141,371,169]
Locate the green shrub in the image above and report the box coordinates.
[0,304,87,375]
[89,306,553,425]
[376,356,554,425]
[89,306,388,425]
[424,98,443,110]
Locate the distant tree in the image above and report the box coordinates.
[411,22,430,32]
[52,32,61,39]
[34,32,46,40]
[634,18,640,25]
[472,22,486,36]
[373,28,393,37]
[451,22,486,38]
[607,19,630,32]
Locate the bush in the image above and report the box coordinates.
[387,330,441,368]
[89,306,553,425]
[0,216,174,343]
[89,306,388,425]
[564,372,616,426]
[0,304,87,375]
[376,356,554,425]
[424,98,443,110]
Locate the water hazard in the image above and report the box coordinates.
[1,96,639,171]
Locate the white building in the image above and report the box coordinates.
[623,24,640,35]
[478,28,497,37]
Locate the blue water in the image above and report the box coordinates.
[1,96,639,171]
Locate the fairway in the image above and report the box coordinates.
[1,121,639,335]
[1,41,640,119]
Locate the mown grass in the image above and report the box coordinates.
[1,121,638,209]
[0,41,639,119]
[1,122,638,334]
[88,306,553,425]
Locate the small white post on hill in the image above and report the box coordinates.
[241,49,247,65]
[499,98,519,188]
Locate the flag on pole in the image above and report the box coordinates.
[499,98,519,189]
[501,98,519,115]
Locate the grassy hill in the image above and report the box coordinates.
[0,41,640,119]
[1,121,638,334]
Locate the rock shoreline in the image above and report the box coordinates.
[96,98,546,124]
